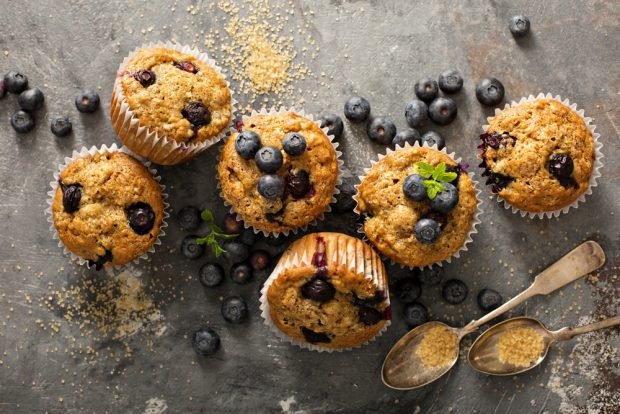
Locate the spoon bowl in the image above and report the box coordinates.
[467,317,553,376]
[382,321,460,390]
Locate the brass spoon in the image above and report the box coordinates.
[468,315,620,375]
[381,241,605,390]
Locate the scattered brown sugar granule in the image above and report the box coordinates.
[497,326,545,367]
[416,326,459,368]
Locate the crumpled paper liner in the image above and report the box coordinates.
[45,143,169,269]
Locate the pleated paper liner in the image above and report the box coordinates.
[217,107,344,237]
[259,232,391,352]
[110,42,238,165]
[480,93,603,219]
[352,141,483,270]
[45,143,169,269]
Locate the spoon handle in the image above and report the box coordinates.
[553,315,620,341]
[463,241,605,334]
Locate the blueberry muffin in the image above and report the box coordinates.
[355,146,478,268]
[261,232,390,350]
[217,112,339,235]
[111,46,233,164]
[52,151,165,268]
[479,98,595,213]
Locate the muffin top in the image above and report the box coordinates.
[355,146,478,268]
[217,112,339,234]
[52,151,165,268]
[479,98,595,212]
[265,232,389,349]
[117,47,232,144]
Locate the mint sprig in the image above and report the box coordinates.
[415,162,458,200]
[195,209,238,257]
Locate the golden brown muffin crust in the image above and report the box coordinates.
[119,47,232,144]
[482,98,594,212]
[356,146,477,268]
[52,152,164,267]
[266,233,389,349]
[218,112,339,234]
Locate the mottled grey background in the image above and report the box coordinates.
[0,0,619,413]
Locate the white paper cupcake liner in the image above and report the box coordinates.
[216,107,344,237]
[352,141,483,270]
[45,143,170,269]
[480,92,603,219]
[110,42,238,165]
[259,232,391,352]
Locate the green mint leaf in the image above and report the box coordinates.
[437,171,458,183]
[211,224,224,234]
[201,209,214,223]
[195,236,209,245]
[415,162,434,178]
[215,233,238,240]
[423,180,446,200]
[431,163,446,181]
[211,240,226,258]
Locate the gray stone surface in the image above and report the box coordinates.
[0,0,619,413]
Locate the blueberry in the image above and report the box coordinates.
[404,100,428,128]
[10,110,35,133]
[477,288,503,312]
[367,116,397,145]
[133,69,156,87]
[221,296,249,323]
[438,69,463,94]
[249,249,271,271]
[174,60,199,74]
[394,277,421,304]
[509,15,530,38]
[0,79,5,99]
[230,262,253,284]
[548,153,576,188]
[392,128,421,148]
[59,182,82,213]
[240,228,258,246]
[286,170,311,198]
[442,279,468,304]
[257,174,285,200]
[88,249,113,271]
[234,130,262,160]
[300,277,336,303]
[199,263,224,287]
[177,206,201,231]
[344,96,371,122]
[181,235,205,260]
[18,88,45,111]
[421,130,445,149]
[218,214,240,235]
[358,306,383,325]
[255,146,283,173]
[301,327,330,344]
[414,218,441,244]
[430,183,459,214]
[428,97,457,126]
[223,241,249,263]
[191,327,220,356]
[282,132,307,156]
[403,302,428,328]
[4,71,28,94]
[75,90,100,113]
[127,202,155,235]
[50,116,72,137]
[414,78,439,103]
[182,101,211,129]
[418,265,444,285]
[319,113,344,140]
[403,174,427,201]
[332,181,356,213]
[475,78,505,106]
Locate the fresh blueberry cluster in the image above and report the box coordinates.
[234,128,312,201]
[402,162,460,244]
